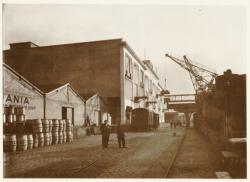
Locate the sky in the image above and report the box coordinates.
[2,3,247,94]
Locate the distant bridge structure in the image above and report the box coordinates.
[163,93,197,127]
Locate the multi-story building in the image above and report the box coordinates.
[3,39,165,126]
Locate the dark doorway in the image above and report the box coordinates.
[62,107,74,125]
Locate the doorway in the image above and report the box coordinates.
[62,107,74,125]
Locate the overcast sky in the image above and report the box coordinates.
[3,4,246,94]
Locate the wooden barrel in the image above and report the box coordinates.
[4,107,9,114]
[62,120,66,132]
[43,133,50,146]
[27,134,33,150]
[66,131,73,142]
[58,131,63,144]
[3,113,6,123]
[8,107,15,115]
[16,135,28,151]
[49,132,52,145]
[58,120,64,132]
[4,122,16,134]
[16,121,26,135]
[38,133,44,147]
[3,122,7,134]
[4,134,17,152]
[33,134,39,148]
[16,114,25,122]
[16,107,25,115]
[52,119,59,132]
[65,119,72,132]
[52,132,59,145]
[33,119,43,133]
[49,120,53,132]
[6,114,14,123]
[25,120,33,134]
[42,119,50,133]
[62,132,67,143]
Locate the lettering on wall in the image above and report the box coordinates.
[5,94,30,104]
[4,94,36,110]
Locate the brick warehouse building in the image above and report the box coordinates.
[3,39,165,126]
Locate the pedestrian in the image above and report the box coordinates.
[170,120,173,128]
[100,120,110,148]
[85,115,90,126]
[116,124,126,148]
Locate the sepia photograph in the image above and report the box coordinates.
[2,0,248,179]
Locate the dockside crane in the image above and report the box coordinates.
[165,54,218,93]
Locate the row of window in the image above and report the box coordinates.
[125,54,160,96]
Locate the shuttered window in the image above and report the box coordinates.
[125,54,132,79]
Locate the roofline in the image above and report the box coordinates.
[5,38,123,51]
[86,93,99,102]
[157,83,164,90]
[3,63,44,95]
[9,41,39,47]
[143,62,160,80]
[121,41,147,70]
[46,83,85,103]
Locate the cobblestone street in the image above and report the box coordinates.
[4,126,221,178]
[4,126,185,178]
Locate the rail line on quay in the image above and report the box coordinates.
[65,159,99,177]
[140,128,187,178]
[163,129,187,178]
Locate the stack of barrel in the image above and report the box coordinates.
[66,119,73,142]
[4,109,74,153]
[42,119,51,146]
[15,107,28,151]
[3,106,31,152]
[32,119,43,148]
[52,119,59,144]
[3,106,17,152]
[52,119,73,144]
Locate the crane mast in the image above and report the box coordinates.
[165,54,218,93]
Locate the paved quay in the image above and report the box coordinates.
[168,129,221,178]
[4,126,185,178]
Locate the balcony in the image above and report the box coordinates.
[125,71,132,79]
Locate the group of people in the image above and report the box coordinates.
[100,120,126,149]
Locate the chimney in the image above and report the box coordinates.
[9,42,39,50]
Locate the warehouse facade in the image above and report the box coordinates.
[3,64,44,120]
[3,64,85,126]
[3,39,165,126]
[40,83,85,126]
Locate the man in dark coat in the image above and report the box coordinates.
[117,125,126,148]
[100,120,110,148]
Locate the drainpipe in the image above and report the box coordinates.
[84,100,86,126]
[43,93,46,119]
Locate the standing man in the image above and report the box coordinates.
[100,120,110,148]
[117,125,126,148]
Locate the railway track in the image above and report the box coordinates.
[164,129,187,178]
[141,129,187,178]
[65,158,100,177]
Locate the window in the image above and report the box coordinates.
[149,80,153,94]
[139,70,144,87]
[125,54,132,79]
[145,76,149,92]
[133,64,139,84]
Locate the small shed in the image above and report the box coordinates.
[83,93,112,126]
[3,64,44,119]
[40,83,85,126]
[82,93,101,126]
